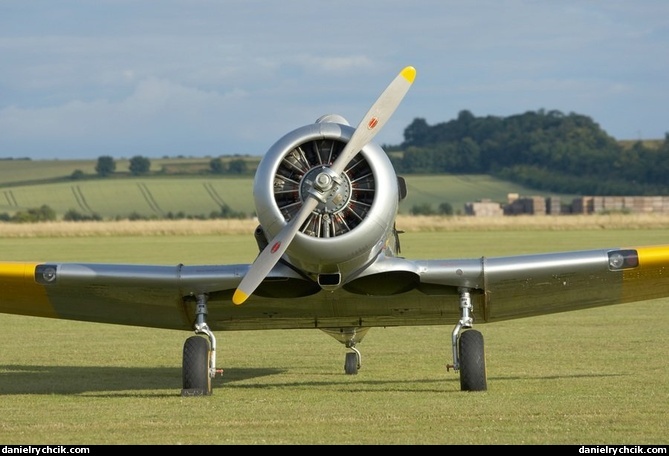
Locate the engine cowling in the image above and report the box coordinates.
[253,115,400,281]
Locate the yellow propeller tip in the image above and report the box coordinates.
[232,290,248,305]
[401,66,416,83]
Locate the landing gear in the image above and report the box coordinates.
[320,327,368,375]
[181,294,221,396]
[182,335,211,395]
[448,288,487,391]
[458,329,487,391]
[344,346,361,375]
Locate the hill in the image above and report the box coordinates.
[0,158,574,220]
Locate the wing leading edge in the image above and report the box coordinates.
[1,244,668,332]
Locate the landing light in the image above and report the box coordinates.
[35,264,57,284]
[607,250,639,270]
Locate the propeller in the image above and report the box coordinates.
[232,65,417,305]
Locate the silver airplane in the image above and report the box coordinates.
[1,66,669,396]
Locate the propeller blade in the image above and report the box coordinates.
[232,197,318,305]
[232,66,417,305]
[329,65,416,176]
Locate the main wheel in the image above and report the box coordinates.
[181,336,212,396]
[458,329,487,392]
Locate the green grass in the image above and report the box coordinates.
[0,172,571,219]
[0,228,667,444]
[0,159,99,185]
[0,177,255,219]
[0,157,220,185]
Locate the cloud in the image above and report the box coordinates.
[1,1,668,158]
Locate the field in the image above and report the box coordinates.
[0,157,219,185]
[0,218,667,444]
[0,174,569,219]
[0,158,577,218]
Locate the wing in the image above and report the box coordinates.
[0,261,248,330]
[412,244,669,323]
[2,244,668,331]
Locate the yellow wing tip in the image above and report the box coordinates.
[232,289,248,305]
[401,66,417,83]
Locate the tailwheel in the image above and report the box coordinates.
[319,327,366,376]
[458,329,487,392]
[181,335,212,396]
[344,351,360,375]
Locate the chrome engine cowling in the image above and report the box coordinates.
[253,115,399,279]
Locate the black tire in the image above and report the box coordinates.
[458,329,487,392]
[344,352,358,375]
[181,336,212,396]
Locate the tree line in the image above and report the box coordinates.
[74,109,668,197]
[85,155,249,178]
[0,202,248,223]
[389,109,669,195]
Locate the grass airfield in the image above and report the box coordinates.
[0,221,667,444]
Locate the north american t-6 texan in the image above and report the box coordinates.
[1,66,668,396]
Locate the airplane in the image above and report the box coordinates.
[2,65,669,396]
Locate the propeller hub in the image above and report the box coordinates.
[303,166,348,209]
[314,171,333,191]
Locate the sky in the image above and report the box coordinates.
[1,1,668,160]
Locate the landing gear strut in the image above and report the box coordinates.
[181,294,221,396]
[447,288,487,391]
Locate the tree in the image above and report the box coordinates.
[63,209,102,221]
[227,158,248,175]
[12,205,57,223]
[410,203,436,215]
[403,118,431,147]
[95,156,116,177]
[70,169,85,180]
[438,202,454,215]
[209,157,226,174]
[129,155,151,175]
